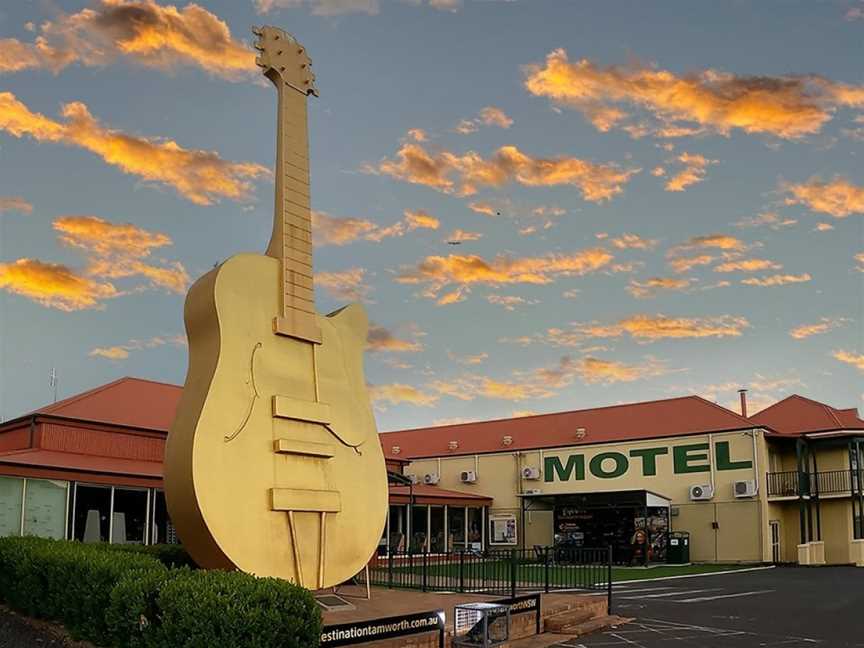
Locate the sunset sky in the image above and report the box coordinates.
[0,0,862,431]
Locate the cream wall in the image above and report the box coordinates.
[406,429,770,562]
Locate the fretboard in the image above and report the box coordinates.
[269,82,321,344]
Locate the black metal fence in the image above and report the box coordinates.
[362,546,613,601]
[767,469,854,497]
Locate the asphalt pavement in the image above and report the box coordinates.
[557,566,864,647]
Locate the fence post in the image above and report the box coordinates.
[387,550,393,589]
[510,549,517,599]
[459,550,465,592]
[544,547,550,593]
[606,545,613,615]
[422,551,428,592]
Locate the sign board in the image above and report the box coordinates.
[320,609,445,647]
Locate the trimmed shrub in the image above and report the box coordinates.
[0,538,323,648]
[154,570,322,648]
[105,543,198,569]
[0,537,163,645]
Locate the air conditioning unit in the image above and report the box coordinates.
[407,474,418,485]
[733,480,757,498]
[460,470,477,484]
[689,484,714,501]
[521,466,541,480]
[424,473,440,485]
[523,488,542,495]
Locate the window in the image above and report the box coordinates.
[151,490,178,545]
[448,506,466,551]
[388,505,407,552]
[429,506,445,553]
[23,479,68,540]
[111,488,148,544]
[0,476,24,537]
[73,484,111,542]
[489,514,517,545]
[410,505,428,552]
[467,507,483,550]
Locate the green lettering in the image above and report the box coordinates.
[673,443,711,473]
[589,452,629,479]
[715,440,752,471]
[544,455,585,482]
[628,447,669,476]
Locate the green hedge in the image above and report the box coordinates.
[104,542,198,569]
[0,537,322,648]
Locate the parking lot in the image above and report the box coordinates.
[557,566,864,647]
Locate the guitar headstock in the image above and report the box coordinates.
[252,26,318,96]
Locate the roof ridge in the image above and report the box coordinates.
[36,376,130,415]
[379,394,711,435]
[688,393,754,424]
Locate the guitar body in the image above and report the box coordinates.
[165,253,388,587]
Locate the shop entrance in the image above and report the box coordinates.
[525,489,671,565]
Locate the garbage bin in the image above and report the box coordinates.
[667,531,690,564]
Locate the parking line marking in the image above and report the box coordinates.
[612,586,677,593]
[619,587,722,599]
[672,589,775,603]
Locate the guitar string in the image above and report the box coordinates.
[224,342,262,442]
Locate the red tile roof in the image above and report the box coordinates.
[29,377,182,431]
[0,448,162,478]
[388,484,492,505]
[380,395,758,459]
[749,395,864,436]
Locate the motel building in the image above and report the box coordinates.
[0,377,862,568]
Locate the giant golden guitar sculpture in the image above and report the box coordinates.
[164,26,388,590]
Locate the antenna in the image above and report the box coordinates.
[49,367,58,403]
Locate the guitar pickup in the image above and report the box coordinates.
[272,396,331,424]
[271,488,341,513]
[273,439,335,458]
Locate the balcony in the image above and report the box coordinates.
[766,470,859,498]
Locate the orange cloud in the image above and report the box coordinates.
[486,294,539,310]
[735,211,797,230]
[789,318,849,339]
[524,49,864,139]
[626,277,693,298]
[0,196,33,215]
[53,215,188,294]
[668,233,746,256]
[668,254,714,273]
[317,267,373,302]
[0,258,118,311]
[447,351,488,366]
[89,334,186,360]
[468,202,498,217]
[664,152,716,192]
[814,222,834,232]
[0,92,268,205]
[833,350,864,371]
[370,141,638,201]
[395,248,614,302]
[406,128,428,142]
[856,253,864,272]
[312,209,438,246]
[455,106,513,134]
[609,233,658,250]
[714,258,783,273]
[367,323,425,352]
[445,229,483,243]
[783,177,864,218]
[741,273,811,286]
[578,314,749,342]
[0,0,255,80]
[575,356,669,384]
[369,383,439,409]
[256,0,381,15]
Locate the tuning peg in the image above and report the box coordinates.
[254,56,264,67]
[253,41,264,51]
[252,26,263,36]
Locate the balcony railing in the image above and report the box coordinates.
[766,469,859,497]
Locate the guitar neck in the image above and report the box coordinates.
[269,82,321,344]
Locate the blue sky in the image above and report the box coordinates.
[0,0,862,430]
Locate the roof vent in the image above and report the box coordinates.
[502,435,513,446]
[448,440,459,450]
[575,428,587,440]
[391,446,400,455]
